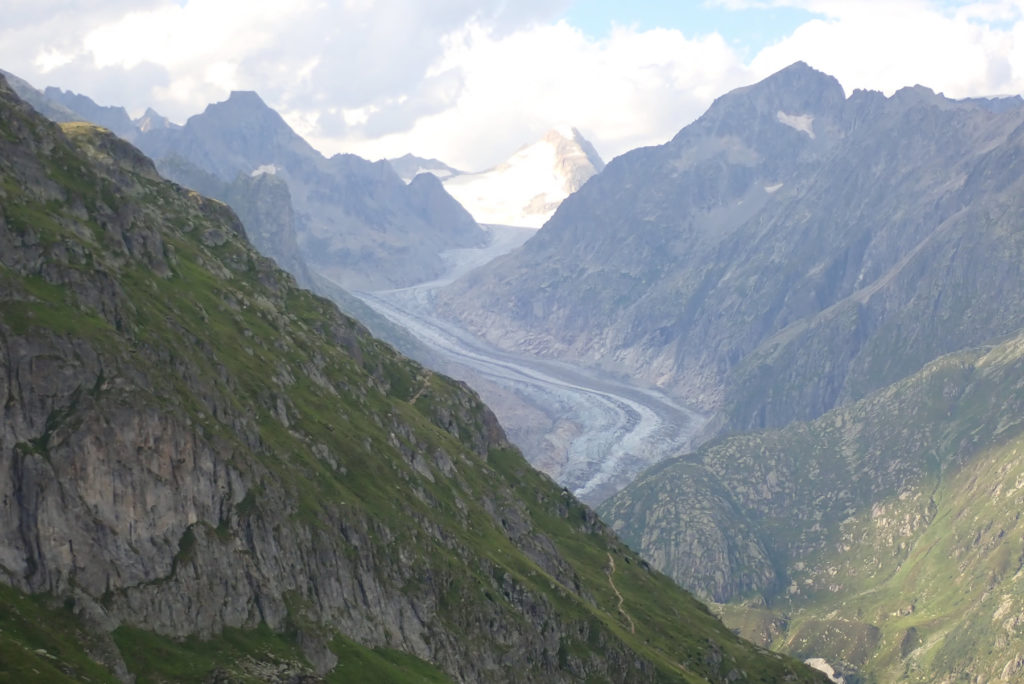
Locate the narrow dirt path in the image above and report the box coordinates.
[606,552,636,634]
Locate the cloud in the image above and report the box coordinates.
[314,21,752,169]
[0,0,568,123]
[5,1,1024,172]
[260,0,1024,169]
[747,1,1024,97]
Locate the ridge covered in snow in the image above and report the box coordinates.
[442,127,605,228]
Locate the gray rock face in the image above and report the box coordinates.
[603,458,778,603]
[134,107,177,133]
[137,91,487,289]
[439,62,1024,434]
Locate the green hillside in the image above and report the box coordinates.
[601,332,1024,682]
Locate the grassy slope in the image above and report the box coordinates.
[602,332,1024,682]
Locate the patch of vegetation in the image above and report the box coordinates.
[114,622,308,683]
[605,329,1024,682]
[0,583,118,683]
[328,635,452,683]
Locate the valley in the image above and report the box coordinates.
[351,225,706,504]
[7,49,1024,682]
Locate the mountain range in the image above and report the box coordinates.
[0,73,824,683]
[134,91,487,291]
[432,61,1024,682]
[2,71,488,369]
[600,326,1024,682]
[438,62,1024,436]
[4,72,488,292]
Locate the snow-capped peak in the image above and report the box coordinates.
[443,127,605,228]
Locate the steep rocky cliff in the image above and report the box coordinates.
[438,62,1024,436]
[0,75,823,683]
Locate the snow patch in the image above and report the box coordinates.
[805,658,845,683]
[777,111,815,139]
[251,163,278,177]
[764,183,783,193]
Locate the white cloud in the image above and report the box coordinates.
[313,21,752,169]
[748,1,1024,98]
[82,0,303,71]
[5,1,1024,171]
[223,0,1024,168]
[0,0,568,123]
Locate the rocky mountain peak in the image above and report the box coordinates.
[544,126,606,175]
[743,61,845,110]
[135,106,176,133]
[141,89,319,183]
[890,83,947,107]
[197,90,290,132]
[225,89,268,107]
[683,61,846,145]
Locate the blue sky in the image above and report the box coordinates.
[563,1,821,56]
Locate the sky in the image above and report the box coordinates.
[3,0,1024,170]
